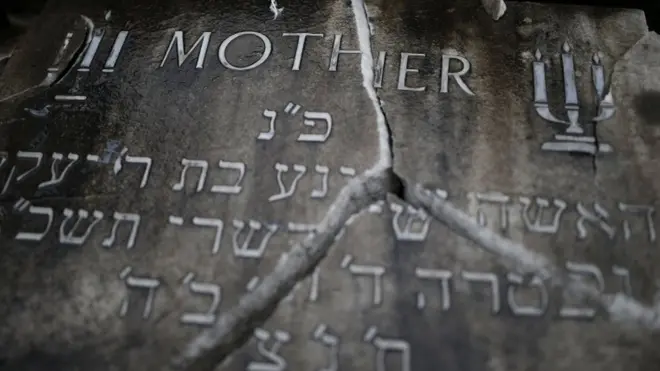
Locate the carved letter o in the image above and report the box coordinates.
[218,31,272,71]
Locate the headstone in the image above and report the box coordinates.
[0,0,658,370]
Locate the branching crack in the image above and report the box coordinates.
[170,6,659,371]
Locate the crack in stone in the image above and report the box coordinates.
[350,0,393,171]
[402,181,660,332]
[169,170,396,371]
[169,8,660,371]
[0,14,93,103]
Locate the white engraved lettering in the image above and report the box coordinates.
[192,217,224,255]
[390,202,431,242]
[247,328,291,371]
[15,151,43,183]
[119,266,161,319]
[282,32,323,71]
[341,254,385,306]
[461,271,501,313]
[160,31,211,69]
[38,153,80,189]
[506,273,548,317]
[15,206,54,241]
[210,160,246,194]
[415,267,452,310]
[441,54,474,96]
[218,32,272,71]
[180,272,221,326]
[398,53,426,91]
[312,324,340,371]
[232,219,278,259]
[102,212,140,249]
[311,165,329,199]
[576,202,616,239]
[113,148,152,189]
[59,208,104,245]
[329,34,360,71]
[559,261,604,319]
[618,203,656,242]
[612,266,633,296]
[470,192,510,231]
[258,109,277,140]
[519,196,567,234]
[363,326,411,371]
[172,158,208,193]
[297,111,332,142]
[268,163,306,202]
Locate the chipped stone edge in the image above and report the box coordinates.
[481,0,507,20]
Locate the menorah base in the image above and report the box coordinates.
[542,135,613,155]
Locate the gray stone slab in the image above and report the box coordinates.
[379,1,660,371]
[0,0,658,370]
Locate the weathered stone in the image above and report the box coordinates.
[0,0,658,370]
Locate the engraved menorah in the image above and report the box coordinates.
[533,42,615,155]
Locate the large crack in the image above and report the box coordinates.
[169,3,660,371]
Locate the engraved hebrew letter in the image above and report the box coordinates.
[268,163,306,202]
[311,165,329,199]
[612,266,632,296]
[172,158,208,192]
[461,271,501,313]
[13,198,30,213]
[339,166,356,177]
[415,268,452,310]
[113,148,153,188]
[59,208,104,245]
[618,203,656,243]
[506,273,549,317]
[232,219,278,258]
[308,267,320,302]
[519,197,567,234]
[363,326,411,371]
[470,192,510,231]
[102,212,141,249]
[341,254,385,306]
[312,324,340,371]
[247,328,291,371]
[559,261,605,319]
[15,206,54,241]
[180,273,221,326]
[38,153,80,189]
[0,152,14,195]
[283,266,321,303]
[258,109,277,140]
[192,217,223,255]
[119,266,161,319]
[297,111,332,142]
[390,202,431,242]
[576,203,616,239]
[210,160,246,194]
[15,151,43,183]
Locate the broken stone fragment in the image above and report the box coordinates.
[481,0,507,20]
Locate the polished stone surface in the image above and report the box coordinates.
[0,0,658,370]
